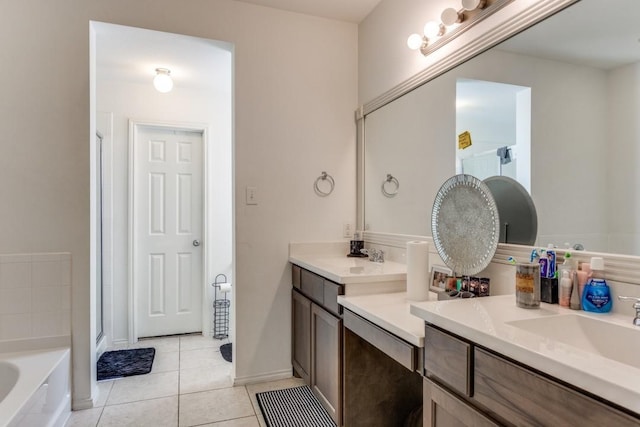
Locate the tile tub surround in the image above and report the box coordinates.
[0,253,71,341]
[410,295,640,415]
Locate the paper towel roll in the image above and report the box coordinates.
[218,282,232,293]
[406,241,430,301]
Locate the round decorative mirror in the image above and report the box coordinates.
[431,174,500,275]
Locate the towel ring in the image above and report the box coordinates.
[381,174,399,197]
[314,171,335,197]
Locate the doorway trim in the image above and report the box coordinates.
[128,119,210,343]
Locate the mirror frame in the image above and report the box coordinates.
[355,0,640,285]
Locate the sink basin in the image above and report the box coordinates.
[507,314,640,369]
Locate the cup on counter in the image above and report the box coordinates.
[515,262,540,308]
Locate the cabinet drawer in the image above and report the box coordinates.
[323,279,343,316]
[474,348,640,427]
[300,269,324,304]
[292,264,301,290]
[344,309,416,371]
[424,325,471,397]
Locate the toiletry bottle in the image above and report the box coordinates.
[570,271,581,310]
[559,269,572,307]
[577,262,591,301]
[581,257,612,313]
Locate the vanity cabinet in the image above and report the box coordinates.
[291,265,343,425]
[423,324,640,427]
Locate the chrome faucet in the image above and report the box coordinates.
[361,248,384,263]
[618,296,640,326]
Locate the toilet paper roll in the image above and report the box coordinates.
[406,241,430,301]
[218,282,232,293]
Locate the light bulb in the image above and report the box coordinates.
[441,8,463,27]
[153,68,173,93]
[461,0,486,11]
[423,21,443,39]
[407,33,424,50]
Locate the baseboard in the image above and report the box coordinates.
[233,368,293,386]
[71,395,95,411]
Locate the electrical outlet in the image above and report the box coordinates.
[343,222,354,238]
[246,186,258,205]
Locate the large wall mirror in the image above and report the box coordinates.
[363,0,640,256]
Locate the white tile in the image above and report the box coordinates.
[151,351,179,373]
[179,365,233,394]
[94,380,114,407]
[0,254,31,264]
[65,407,103,427]
[180,347,227,371]
[32,261,60,287]
[99,396,178,427]
[32,286,62,313]
[106,371,178,405]
[32,312,63,337]
[61,310,71,335]
[0,261,31,289]
[0,313,31,340]
[0,288,31,314]
[180,334,219,351]
[60,259,71,286]
[61,286,71,310]
[178,387,254,427]
[205,416,260,427]
[32,253,66,262]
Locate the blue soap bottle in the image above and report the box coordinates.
[581,257,612,313]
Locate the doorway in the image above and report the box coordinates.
[93,21,234,350]
[130,123,205,339]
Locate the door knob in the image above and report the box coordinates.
[193,239,201,247]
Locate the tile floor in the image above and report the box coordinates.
[65,335,304,427]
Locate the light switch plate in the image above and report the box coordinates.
[246,186,258,205]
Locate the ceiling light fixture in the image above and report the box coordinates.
[407,0,509,56]
[153,68,173,93]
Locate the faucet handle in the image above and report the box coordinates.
[618,296,640,326]
[618,296,640,306]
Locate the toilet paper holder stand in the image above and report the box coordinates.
[212,274,230,339]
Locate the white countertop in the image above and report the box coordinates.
[289,253,407,285]
[410,295,640,415]
[338,292,434,347]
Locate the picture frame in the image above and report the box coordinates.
[430,265,453,293]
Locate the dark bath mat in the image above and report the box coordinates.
[220,343,232,362]
[97,347,155,381]
[256,385,336,427]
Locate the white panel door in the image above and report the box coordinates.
[134,126,203,338]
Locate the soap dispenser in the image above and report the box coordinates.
[581,257,612,313]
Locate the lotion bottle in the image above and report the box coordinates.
[559,269,572,307]
[581,257,612,313]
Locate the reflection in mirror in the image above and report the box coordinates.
[363,0,640,255]
[456,79,531,193]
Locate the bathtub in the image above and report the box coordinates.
[0,346,70,427]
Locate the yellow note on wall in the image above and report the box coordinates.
[458,131,472,150]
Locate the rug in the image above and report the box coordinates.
[220,343,232,363]
[97,347,155,381]
[256,385,336,427]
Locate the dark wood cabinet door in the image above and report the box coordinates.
[424,378,498,427]
[311,303,343,426]
[292,289,311,384]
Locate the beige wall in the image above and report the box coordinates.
[1,0,357,408]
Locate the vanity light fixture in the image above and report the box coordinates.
[153,68,173,93]
[407,0,511,56]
